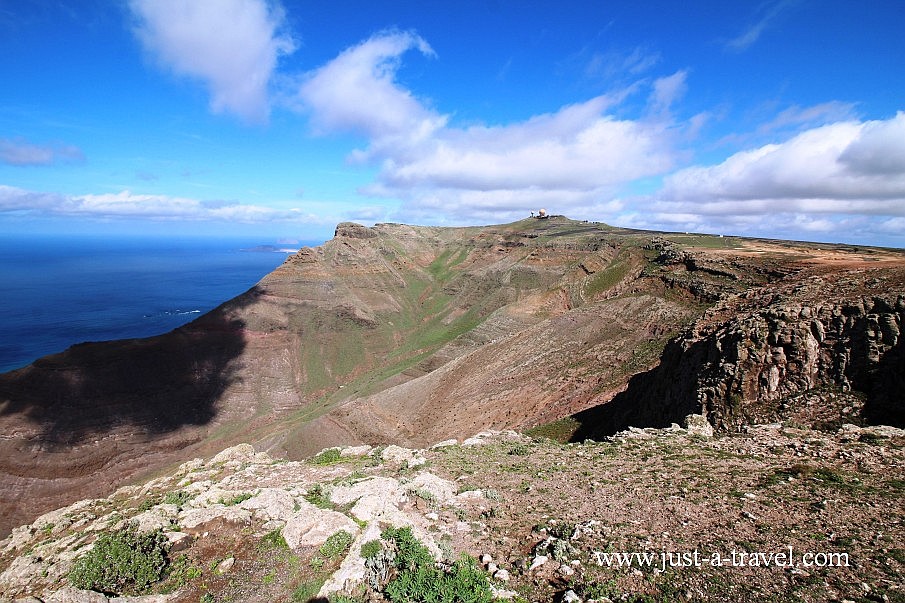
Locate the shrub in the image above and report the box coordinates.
[68,525,169,596]
[163,490,192,507]
[380,526,493,603]
[292,580,324,601]
[320,530,354,559]
[360,539,382,559]
[304,484,333,509]
[312,448,343,465]
[220,492,253,506]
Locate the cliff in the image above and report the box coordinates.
[572,267,905,439]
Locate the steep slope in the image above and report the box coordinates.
[1,217,903,537]
[570,264,905,440]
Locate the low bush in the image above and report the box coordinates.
[312,448,343,465]
[68,524,169,596]
[380,526,494,603]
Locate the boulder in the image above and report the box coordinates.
[282,503,360,550]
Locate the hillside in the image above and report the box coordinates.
[1,426,903,602]
[1,217,903,539]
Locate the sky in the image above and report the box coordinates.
[1,0,904,246]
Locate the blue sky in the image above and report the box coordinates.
[1,1,903,246]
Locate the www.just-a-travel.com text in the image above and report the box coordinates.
[592,548,849,572]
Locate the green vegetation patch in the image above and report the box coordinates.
[220,492,253,506]
[762,464,863,492]
[378,526,494,603]
[68,525,169,596]
[260,528,289,550]
[304,484,334,509]
[292,579,325,602]
[524,417,581,443]
[584,257,632,298]
[320,530,354,560]
[311,447,344,465]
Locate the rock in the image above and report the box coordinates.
[493,568,511,582]
[529,555,548,571]
[562,589,582,602]
[330,477,404,507]
[334,222,377,239]
[173,458,205,477]
[318,522,383,597]
[461,431,524,446]
[178,507,252,532]
[215,557,235,574]
[339,445,373,457]
[684,414,714,438]
[0,555,46,592]
[132,509,175,534]
[407,473,458,503]
[109,595,178,602]
[380,445,418,465]
[165,531,193,552]
[490,585,519,599]
[45,588,108,603]
[430,439,459,449]
[349,495,401,523]
[209,444,256,465]
[455,490,485,501]
[282,503,360,550]
[237,488,297,522]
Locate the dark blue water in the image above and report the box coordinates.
[0,235,319,373]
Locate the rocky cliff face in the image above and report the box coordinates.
[1,217,903,537]
[572,267,905,439]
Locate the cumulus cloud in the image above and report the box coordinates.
[298,30,443,152]
[0,185,322,223]
[129,0,295,123]
[627,112,905,243]
[296,31,684,224]
[658,113,905,209]
[0,138,84,166]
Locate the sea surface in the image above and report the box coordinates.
[0,234,319,373]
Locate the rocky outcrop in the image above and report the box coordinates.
[0,433,523,602]
[572,270,905,438]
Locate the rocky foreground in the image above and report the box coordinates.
[1,423,902,603]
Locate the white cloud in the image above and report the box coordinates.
[725,0,799,52]
[298,30,444,155]
[0,185,326,224]
[648,70,688,117]
[129,0,295,123]
[659,113,905,207]
[296,32,685,224]
[0,138,84,166]
[623,113,905,244]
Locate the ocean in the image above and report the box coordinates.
[0,234,319,374]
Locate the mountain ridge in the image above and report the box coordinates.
[1,216,903,537]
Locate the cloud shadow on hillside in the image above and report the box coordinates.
[0,288,261,446]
